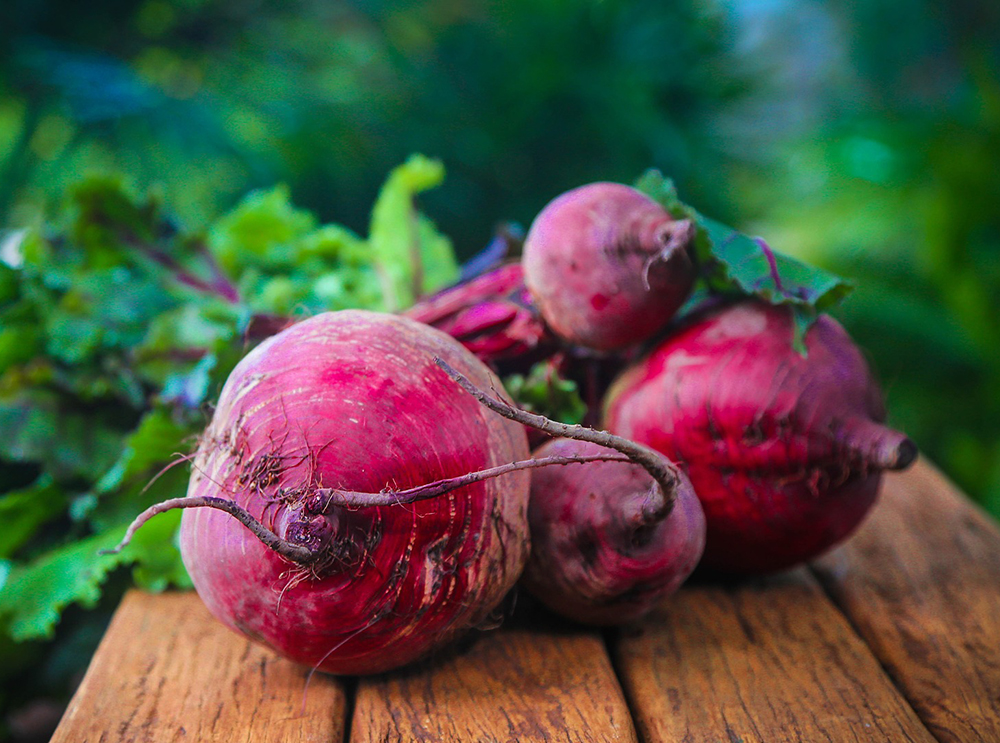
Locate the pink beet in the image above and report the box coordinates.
[522,439,705,625]
[522,182,696,351]
[113,311,532,675]
[604,301,917,574]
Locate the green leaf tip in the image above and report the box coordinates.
[636,170,854,332]
[369,155,457,311]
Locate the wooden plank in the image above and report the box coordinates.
[50,590,348,743]
[814,459,1000,743]
[351,627,637,743]
[614,569,936,743]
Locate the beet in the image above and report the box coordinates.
[604,301,917,574]
[522,439,705,625]
[522,182,696,351]
[122,311,532,675]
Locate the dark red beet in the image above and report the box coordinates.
[522,182,696,351]
[604,301,917,574]
[522,439,705,625]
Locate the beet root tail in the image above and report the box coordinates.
[843,418,918,471]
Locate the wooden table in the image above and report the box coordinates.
[51,460,1000,742]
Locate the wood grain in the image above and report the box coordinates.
[50,590,347,743]
[614,568,936,743]
[351,628,637,743]
[814,459,1000,743]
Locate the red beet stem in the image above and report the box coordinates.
[434,356,680,519]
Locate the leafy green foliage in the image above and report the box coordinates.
[636,169,853,344]
[0,478,65,559]
[505,362,588,426]
[0,159,457,644]
[0,527,136,641]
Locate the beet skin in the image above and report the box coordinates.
[180,311,530,674]
[604,301,916,574]
[522,439,705,624]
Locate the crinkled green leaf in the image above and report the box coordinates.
[637,169,854,331]
[69,176,164,262]
[505,362,587,425]
[298,224,370,264]
[207,187,385,315]
[0,391,128,481]
[0,510,188,641]
[95,409,194,495]
[208,185,317,274]
[0,478,66,559]
[369,154,458,310]
[0,527,132,641]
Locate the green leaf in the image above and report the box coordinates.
[0,528,132,641]
[0,262,19,305]
[698,217,854,312]
[0,324,40,373]
[504,362,587,425]
[95,408,193,495]
[636,169,854,327]
[633,169,691,220]
[69,176,163,261]
[208,185,317,274]
[126,508,191,592]
[368,155,458,310]
[89,413,198,535]
[0,157,461,646]
[0,478,66,559]
[0,509,189,641]
[0,391,129,481]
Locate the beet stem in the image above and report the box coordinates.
[434,357,679,518]
[753,237,784,293]
[313,453,634,509]
[100,496,317,564]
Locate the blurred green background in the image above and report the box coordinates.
[0,0,998,738]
